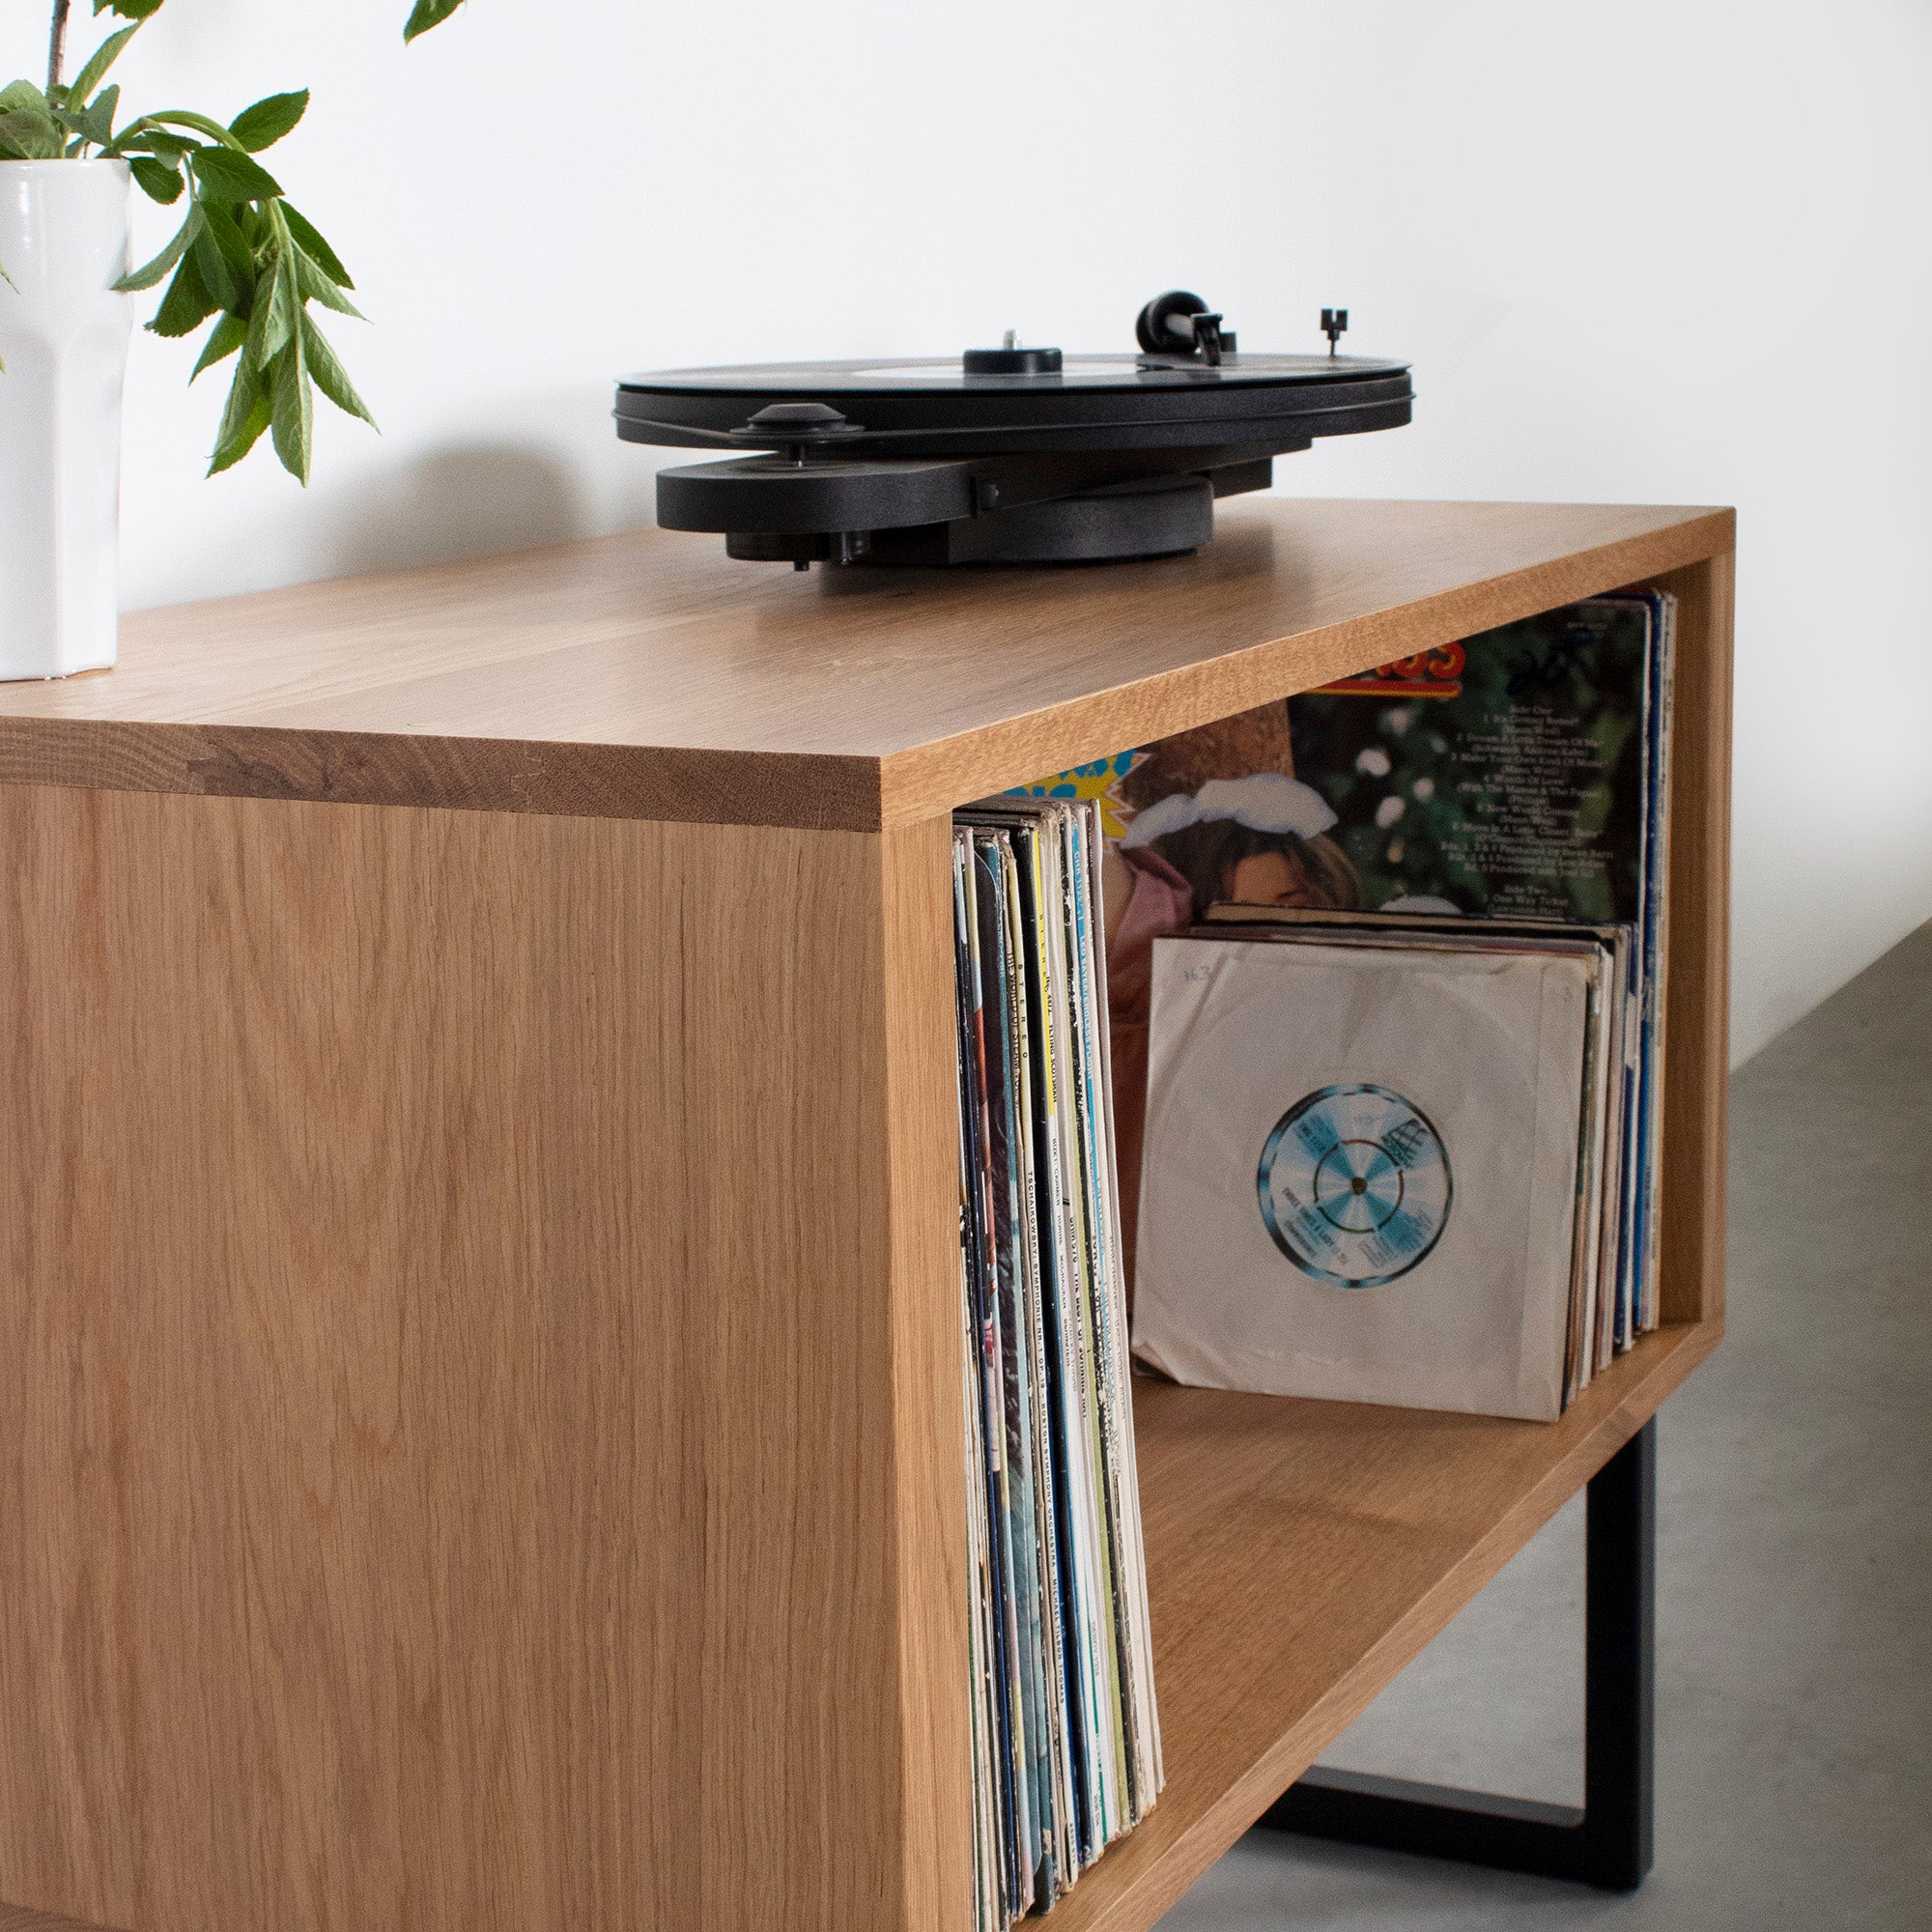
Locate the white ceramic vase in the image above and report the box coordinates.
[0,159,131,681]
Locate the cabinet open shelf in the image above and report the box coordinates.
[1069,1322,1717,1932]
[0,498,1732,1932]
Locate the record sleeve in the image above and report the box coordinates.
[955,792,1164,1919]
[971,834,1053,1902]
[952,834,1025,1914]
[957,794,1164,1889]
[1133,937,1591,1420]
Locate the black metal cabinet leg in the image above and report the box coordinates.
[1256,1418,1657,1892]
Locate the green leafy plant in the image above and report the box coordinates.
[0,0,469,478]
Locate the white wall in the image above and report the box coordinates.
[6,0,1928,1059]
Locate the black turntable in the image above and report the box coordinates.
[614,293,1411,568]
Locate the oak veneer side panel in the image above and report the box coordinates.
[688,814,960,1932]
[878,820,976,1932]
[0,791,144,1932]
[0,789,945,1932]
[1653,554,1734,1324]
[878,507,1737,823]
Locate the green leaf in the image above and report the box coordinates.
[208,351,272,474]
[0,108,65,160]
[270,331,314,484]
[277,245,303,342]
[279,204,352,288]
[243,248,293,369]
[95,1,167,19]
[1,86,64,160]
[293,247,363,318]
[189,220,238,309]
[190,146,282,204]
[190,310,249,382]
[71,23,142,103]
[128,155,183,203]
[53,83,120,148]
[151,243,220,337]
[404,0,468,41]
[299,312,377,428]
[115,202,202,292]
[197,197,255,287]
[228,89,308,154]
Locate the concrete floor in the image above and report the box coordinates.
[1156,921,1932,1930]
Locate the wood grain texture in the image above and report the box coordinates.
[0,504,1733,1932]
[882,824,980,1932]
[1049,1322,1720,1932]
[1653,554,1735,1324]
[0,1902,127,1931]
[0,788,967,1932]
[0,502,1734,831]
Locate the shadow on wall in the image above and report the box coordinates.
[328,444,594,576]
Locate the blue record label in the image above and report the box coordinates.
[1256,1083,1453,1287]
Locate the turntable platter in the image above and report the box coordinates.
[613,295,1412,567]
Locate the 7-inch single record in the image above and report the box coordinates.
[1256,1083,1453,1287]
[1133,936,1590,1421]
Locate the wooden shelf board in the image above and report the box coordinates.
[0,500,1731,831]
[1053,1321,1720,1932]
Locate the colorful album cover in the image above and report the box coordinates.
[1012,602,1652,929]
[1286,601,1655,923]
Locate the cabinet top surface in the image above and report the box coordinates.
[0,497,1731,830]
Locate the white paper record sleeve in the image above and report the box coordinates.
[1131,937,1591,1421]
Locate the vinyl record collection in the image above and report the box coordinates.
[1013,588,1678,1424]
[952,797,1163,1932]
[1266,588,1683,1389]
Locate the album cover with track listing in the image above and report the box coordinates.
[1133,936,1593,1420]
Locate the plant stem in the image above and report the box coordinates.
[117,109,252,152]
[46,0,72,94]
